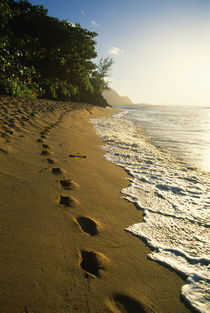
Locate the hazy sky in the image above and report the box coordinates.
[29,0,210,105]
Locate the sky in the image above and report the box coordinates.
[29,0,210,105]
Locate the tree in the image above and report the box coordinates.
[78,57,113,106]
[0,0,111,106]
[90,57,113,94]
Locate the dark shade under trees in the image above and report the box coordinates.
[0,0,113,106]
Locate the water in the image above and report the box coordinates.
[116,105,210,173]
[90,104,210,313]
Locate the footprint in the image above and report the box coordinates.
[41,135,46,139]
[42,144,51,149]
[59,195,78,207]
[7,129,15,135]
[60,179,79,190]
[77,217,98,236]
[46,158,57,164]
[0,147,9,154]
[41,128,50,135]
[23,306,33,313]
[37,138,44,143]
[40,150,52,156]
[110,294,148,313]
[80,250,108,278]
[52,167,64,175]
[69,154,87,159]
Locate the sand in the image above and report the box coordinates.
[0,95,191,313]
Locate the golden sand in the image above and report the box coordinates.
[0,95,190,313]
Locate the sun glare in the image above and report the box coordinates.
[111,20,210,106]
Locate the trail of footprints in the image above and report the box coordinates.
[0,97,144,311]
[36,112,146,313]
[0,95,78,145]
[36,112,104,278]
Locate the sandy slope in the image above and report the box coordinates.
[0,95,191,313]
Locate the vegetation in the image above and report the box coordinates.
[0,0,113,106]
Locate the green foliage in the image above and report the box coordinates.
[0,76,37,98]
[0,0,112,106]
[90,57,113,98]
[0,35,41,97]
[97,57,113,79]
[40,78,78,100]
[0,0,15,30]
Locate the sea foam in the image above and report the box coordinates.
[90,114,210,313]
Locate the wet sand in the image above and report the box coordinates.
[0,95,191,313]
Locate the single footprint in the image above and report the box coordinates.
[42,144,51,149]
[69,154,87,159]
[40,150,52,156]
[77,216,98,236]
[23,306,33,313]
[0,147,9,154]
[60,179,79,190]
[41,128,50,134]
[37,138,44,143]
[52,167,64,175]
[46,158,57,164]
[7,129,15,135]
[80,250,102,277]
[59,195,78,207]
[80,250,109,278]
[110,294,149,313]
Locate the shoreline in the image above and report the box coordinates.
[0,96,191,312]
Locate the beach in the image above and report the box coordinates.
[0,96,191,313]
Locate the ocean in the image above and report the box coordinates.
[90,104,210,313]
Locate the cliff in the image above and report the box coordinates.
[102,88,133,106]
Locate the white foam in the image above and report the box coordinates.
[90,115,210,313]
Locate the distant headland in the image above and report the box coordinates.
[102,88,133,106]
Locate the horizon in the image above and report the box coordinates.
[29,0,210,106]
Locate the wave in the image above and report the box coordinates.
[90,114,210,313]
